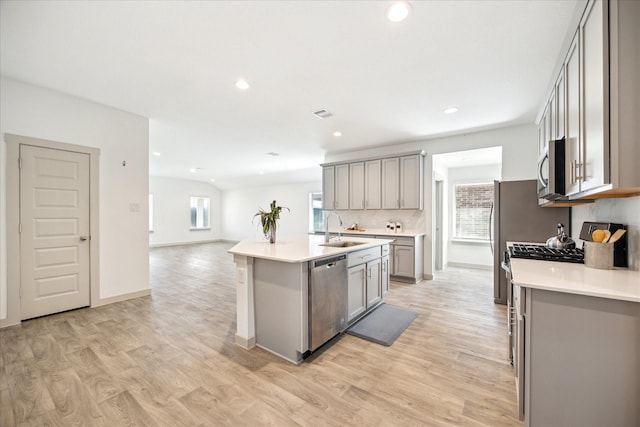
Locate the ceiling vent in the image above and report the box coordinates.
[313,109,333,119]
[266,152,280,157]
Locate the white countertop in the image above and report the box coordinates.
[510,257,640,302]
[317,228,425,238]
[228,235,394,263]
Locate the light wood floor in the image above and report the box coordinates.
[1,242,522,426]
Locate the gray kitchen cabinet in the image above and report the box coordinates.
[322,166,335,210]
[381,255,389,297]
[347,263,366,322]
[389,235,424,283]
[541,0,640,200]
[335,164,349,210]
[365,257,382,308]
[522,287,639,427]
[579,0,607,194]
[399,154,423,209]
[322,151,424,211]
[364,159,381,209]
[554,69,565,139]
[381,157,400,209]
[349,162,365,210]
[392,245,414,278]
[322,164,349,210]
[346,246,386,323]
[565,32,581,195]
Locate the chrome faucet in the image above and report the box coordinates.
[324,212,343,242]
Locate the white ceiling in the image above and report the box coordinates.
[0,0,580,189]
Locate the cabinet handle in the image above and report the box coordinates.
[574,160,583,181]
[570,160,574,184]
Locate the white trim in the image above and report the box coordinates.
[447,262,493,271]
[92,289,151,307]
[3,133,100,326]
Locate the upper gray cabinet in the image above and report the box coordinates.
[364,160,382,209]
[399,154,424,210]
[381,157,400,209]
[322,151,425,211]
[322,164,349,210]
[349,162,365,210]
[538,0,640,199]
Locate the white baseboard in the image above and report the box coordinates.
[446,262,493,271]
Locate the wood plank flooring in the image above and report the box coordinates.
[1,242,522,426]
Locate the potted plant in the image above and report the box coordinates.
[254,200,289,244]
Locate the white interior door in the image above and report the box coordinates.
[20,145,90,320]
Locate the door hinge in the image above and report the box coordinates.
[18,157,22,169]
[18,223,22,234]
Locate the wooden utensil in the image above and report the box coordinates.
[592,229,606,242]
[607,229,626,244]
[602,230,612,243]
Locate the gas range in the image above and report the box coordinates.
[508,243,584,264]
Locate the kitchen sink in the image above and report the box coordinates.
[319,241,366,248]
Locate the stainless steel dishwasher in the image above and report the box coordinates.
[308,254,348,352]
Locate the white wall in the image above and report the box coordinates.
[324,123,538,278]
[149,176,222,246]
[222,181,321,242]
[1,77,150,320]
[446,164,501,269]
[571,196,640,270]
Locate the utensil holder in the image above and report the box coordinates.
[584,241,614,269]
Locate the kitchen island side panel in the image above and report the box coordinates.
[526,288,640,427]
[254,259,309,363]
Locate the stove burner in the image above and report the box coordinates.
[508,243,584,263]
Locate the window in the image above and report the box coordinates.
[190,196,210,230]
[149,194,154,232]
[454,183,494,240]
[309,192,323,232]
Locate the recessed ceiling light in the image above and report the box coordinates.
[152,151,161,156]
[210,178,216,182]
[443,106,459,114]
[333,131,342,137]
[189,167,199,173]
[259,171,264,175]
[235,79,250,90]
[387,1,411,22]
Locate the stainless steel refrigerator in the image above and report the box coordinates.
[492,180,570,304]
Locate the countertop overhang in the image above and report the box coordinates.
[510,257,640,302]
[228,235,394,263]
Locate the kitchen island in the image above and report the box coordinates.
[510,257,640,427]
[228,235,393,363]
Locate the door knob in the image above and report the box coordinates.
[80,236,88,241]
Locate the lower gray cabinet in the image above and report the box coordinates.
[381,255,389,297]
[388,235,424,283]
[392,245,414,278]
[347,247,387,324]
[365,257,382,308]
[347,264,366,322]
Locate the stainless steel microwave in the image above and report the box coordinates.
[537,138,566,200]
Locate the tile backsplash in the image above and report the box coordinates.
[329,210,425,232]
[571,196,640,270]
